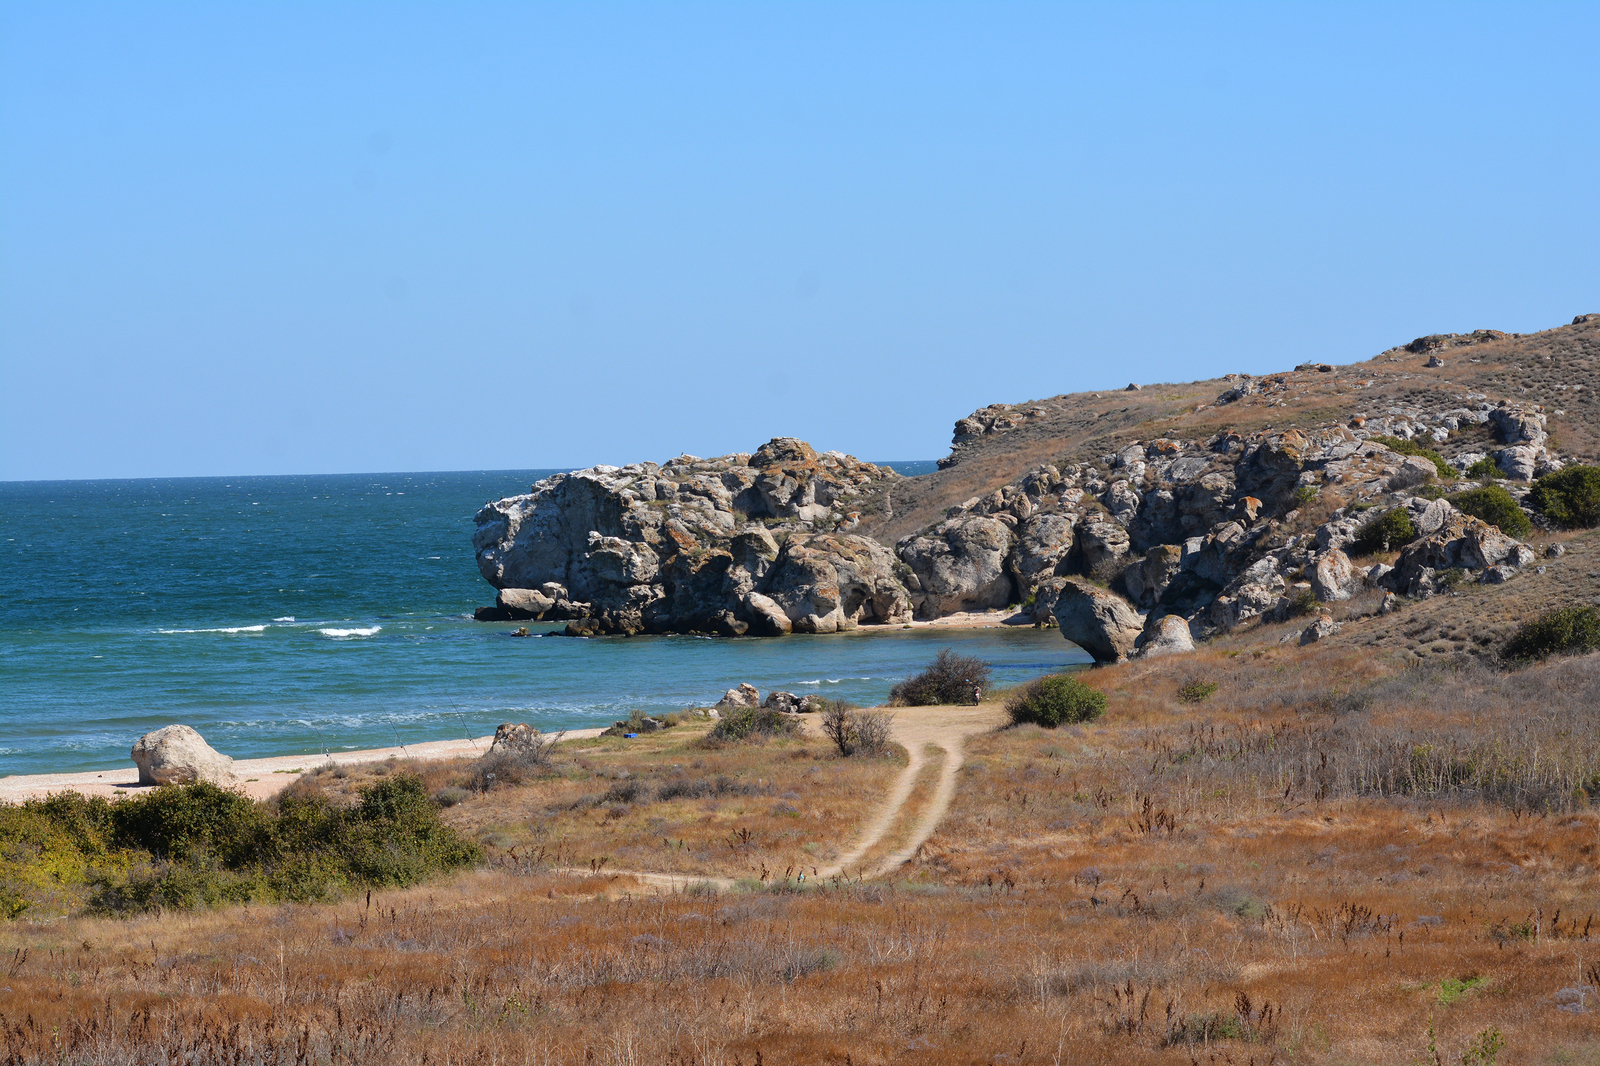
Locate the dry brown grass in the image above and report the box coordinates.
[3,648,1599,1064]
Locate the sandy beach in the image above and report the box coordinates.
[0,729,609,805]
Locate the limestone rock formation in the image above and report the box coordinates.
[474,439,907,636]
[131,724,236,787]
[1052,580,1144,664]
[896,516,1016,618]
[716,684,761,710]
[1135,613,1195,658]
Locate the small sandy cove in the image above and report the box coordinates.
[1,609,1032,806]
[0,730,608,805]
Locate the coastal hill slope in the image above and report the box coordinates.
[473,314,1599,653]
[858,314,1600,544]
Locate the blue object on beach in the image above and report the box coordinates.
[624,733,638,738]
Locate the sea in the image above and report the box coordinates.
[0,466,1090,776]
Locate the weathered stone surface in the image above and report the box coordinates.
[1005,513,1076,597]
[1124,544,1184,608]
[715,683,761,710]
[1299,613,1341,646]
[474,439,902,636]
[1310,549,1357,602]
[1383,512,1526,595]
[896,516,1016,618]
[1076,516,1131,579]
[488,722,545,754]
[1135,613,1195,658]
[131,725,236,787]
[1053,580,1144,664]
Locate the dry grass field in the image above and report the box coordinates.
[4,628,1599,1065]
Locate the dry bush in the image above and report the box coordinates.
[889,648,991,706]
[819,700,894,757]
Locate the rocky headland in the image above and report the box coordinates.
[473,314,1599,661]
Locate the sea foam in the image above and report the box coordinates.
[319,626,382,638]
[157,624,268,634]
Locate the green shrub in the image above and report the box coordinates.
[1177,680,1219,703]
[705,706,800,743]
[4,775,481,919]
[889,649,992,706]
[1373,436,1456,480]
[1529,465,1600,528]
[1503,606,1600,663]
[1350,508,1419,557]
[1448,485,1532,537]
[1290,485,1319,508]
[1005,674,1107,728]
[1466,457,1500,482]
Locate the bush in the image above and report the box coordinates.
[1529,465,1600,528]
[1177,680,1219,703]
[1503,606,1600,664]
[819,700,894,757]
[1448,485,1533,537]
[3,775,482,919]
[1373,436,1456,480]
[1350,508,1419,557]
[1006,674,1107,728]
[705,706,800,744]
[1466,457,1500,482]
[889,649,992,706]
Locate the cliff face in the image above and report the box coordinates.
[472,438,911,636]
[475,315,1598,644]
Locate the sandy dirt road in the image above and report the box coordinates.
[567,705,1004,894]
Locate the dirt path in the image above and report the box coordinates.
[569,705,1003,894]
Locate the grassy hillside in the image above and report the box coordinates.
[862,314,1600,544]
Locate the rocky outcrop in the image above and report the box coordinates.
[489,722,546,754]
[1052,581,1144,664]
[1136,613,1195,658]
[716,684,762,710]
[896,516,1015,618]
[131,725,236,787]
[473,383,1551,642]
[474,439,909,636]
[1382,511,1533,597]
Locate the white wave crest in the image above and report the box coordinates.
[157,624,267,634]
[273,616,296,622]
[795,679,821,686]
[319,626,382,638]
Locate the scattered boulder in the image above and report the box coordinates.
[1425,355,1445,368]
[131,725,237,787]
[763,691,804,713]
[1310,548,1357,602]
[1299,613,1341,646]
[1135,613,1195,659]
[489,722,545,754]
[715,683,762,710]
[1384,512,1529,595]
[1053,580,1144,664]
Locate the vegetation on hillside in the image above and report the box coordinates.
[1529,464,1600,528]
[1503,605,1600,664]
[889,648,991,706]
[0,774,480,919]
[1349,506,1419,556]
[1005,673,1106,727]
[1448,484,1533,537]
[1372,435,1456,479]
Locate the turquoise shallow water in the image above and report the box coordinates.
[0,469,1087,776]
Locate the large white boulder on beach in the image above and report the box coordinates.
[131,724,237,787]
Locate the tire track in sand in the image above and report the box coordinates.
[557,706,1002,893]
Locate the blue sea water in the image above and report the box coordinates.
[0,469,1088,776]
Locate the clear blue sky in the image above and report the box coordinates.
[2,2,1596,481]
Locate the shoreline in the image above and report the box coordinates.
[1,608,1050,804]
[0,729,608,805]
